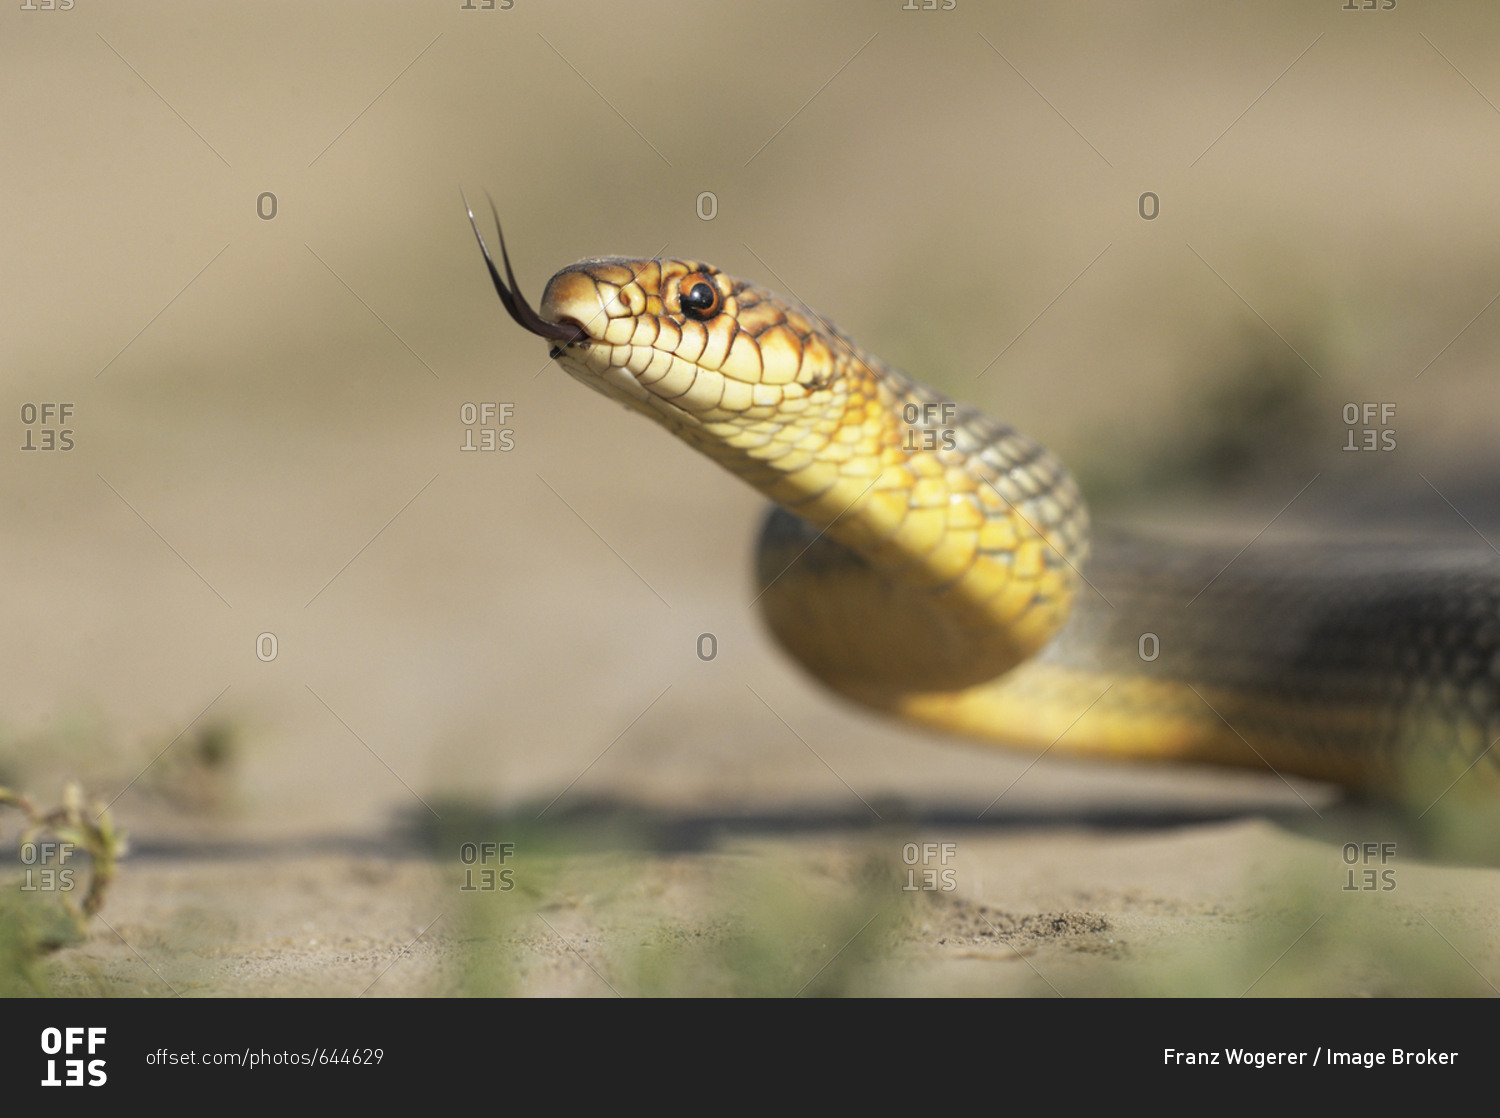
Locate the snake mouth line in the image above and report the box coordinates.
[546,341,708,432]
[463,193,585,346]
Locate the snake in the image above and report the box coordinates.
[467,203,1500,808]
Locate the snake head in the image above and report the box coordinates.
[466,201,848,438]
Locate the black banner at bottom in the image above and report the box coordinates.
[0,997,1481,1101]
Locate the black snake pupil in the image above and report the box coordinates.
[682,281,718,317]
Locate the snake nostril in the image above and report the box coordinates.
[539,271,604,341]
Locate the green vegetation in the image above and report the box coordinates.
[0,782,128,994]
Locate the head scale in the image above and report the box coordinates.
[465,200,855,463]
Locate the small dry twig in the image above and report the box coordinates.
[0,782,127,933]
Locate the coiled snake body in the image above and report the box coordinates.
[469,208,1500,806]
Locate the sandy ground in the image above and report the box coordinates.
[20,799,1500,997]
[4,1,1500,996]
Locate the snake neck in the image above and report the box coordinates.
[727,345,1089,692]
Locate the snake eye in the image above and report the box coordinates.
[679,274,722,320]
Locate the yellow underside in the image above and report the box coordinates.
[820,661,1499,808]
[876,664,1372,785]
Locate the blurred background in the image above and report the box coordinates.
[4,0,1500,995]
